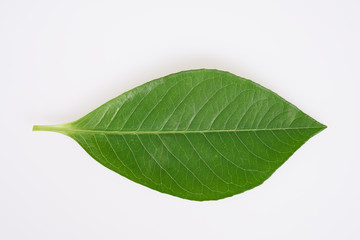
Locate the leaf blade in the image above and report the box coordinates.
[34,69,326,201]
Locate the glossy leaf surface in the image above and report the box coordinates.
[34,69,326,201]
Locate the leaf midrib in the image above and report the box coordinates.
[33,125,326,134]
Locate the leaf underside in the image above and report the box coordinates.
[34,69,326,201]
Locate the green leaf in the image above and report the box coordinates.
[33,69,326,201]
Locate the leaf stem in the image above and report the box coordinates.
[32,124,68,133]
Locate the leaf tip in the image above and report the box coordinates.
[315,122,327,134]
[320,123,327,130]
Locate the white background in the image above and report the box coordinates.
[1,0,359,239]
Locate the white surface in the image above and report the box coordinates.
[1,0,359,239]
